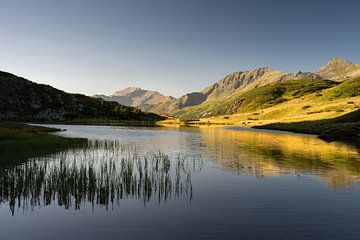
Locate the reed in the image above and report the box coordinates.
[0,140,202,215]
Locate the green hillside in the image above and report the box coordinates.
[173,78,339,119]
[326,77,360,99]
[173,76,360,142]
[226,78,338,114]
[0,71,164,122]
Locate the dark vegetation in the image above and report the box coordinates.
[0,122,62,140]
[0,122,86,164]
[0,71,164,122]
[328,77,360,99]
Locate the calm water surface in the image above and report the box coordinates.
[1,125,360,240]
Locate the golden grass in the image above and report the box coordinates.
[179,94,360,127]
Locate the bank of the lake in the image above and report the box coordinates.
[253,109,360,142]
[42,118,162,127]
[0,122,87,163]
[161,119,359,143]
[164,109,360,143]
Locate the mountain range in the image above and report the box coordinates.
[95,57,360,117]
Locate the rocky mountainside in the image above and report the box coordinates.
[201,68,321,101]
[0,71,163,122]
[316,57,360,81]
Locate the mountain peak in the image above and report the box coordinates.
[327,57,353,66]
[94,87,174,114]
[114,87,143,96]
[316,57,360,81]
[126,87,142,91]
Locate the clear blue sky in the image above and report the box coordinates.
[0,0,359,97]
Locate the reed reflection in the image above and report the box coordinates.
[0,140,202,215]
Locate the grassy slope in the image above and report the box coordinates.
[253,78,360,141]
[173,79,338,119]
[173,77,360,141]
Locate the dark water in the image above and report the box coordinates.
[1,125,360,240]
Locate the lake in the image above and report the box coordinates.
[1,124,360,240]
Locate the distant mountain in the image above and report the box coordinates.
[316,57,360,81]
[95,87,174,114]
[0,71,164,122]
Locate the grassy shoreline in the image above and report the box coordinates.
[43,119,161,126]
[13,117,161,127]
[159,109,360,143]
[254,122,359,142]
[0,122,87,164]
[253,110,360,142]
[0,122,64,140]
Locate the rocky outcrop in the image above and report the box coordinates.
[201,67,275,100]
[202,68,322,101]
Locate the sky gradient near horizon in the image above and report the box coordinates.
[0,0,359,97]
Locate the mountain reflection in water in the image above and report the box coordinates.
[197,127,360,189]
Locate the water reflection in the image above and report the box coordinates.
[196,127,360,189]
[0,140,202,215]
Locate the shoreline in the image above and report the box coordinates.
[0,122,88,163]
[160,119,359,143]
[3,119,359,146]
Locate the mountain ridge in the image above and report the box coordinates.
[99,57,357,115]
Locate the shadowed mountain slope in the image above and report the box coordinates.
[0,71,164,122]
